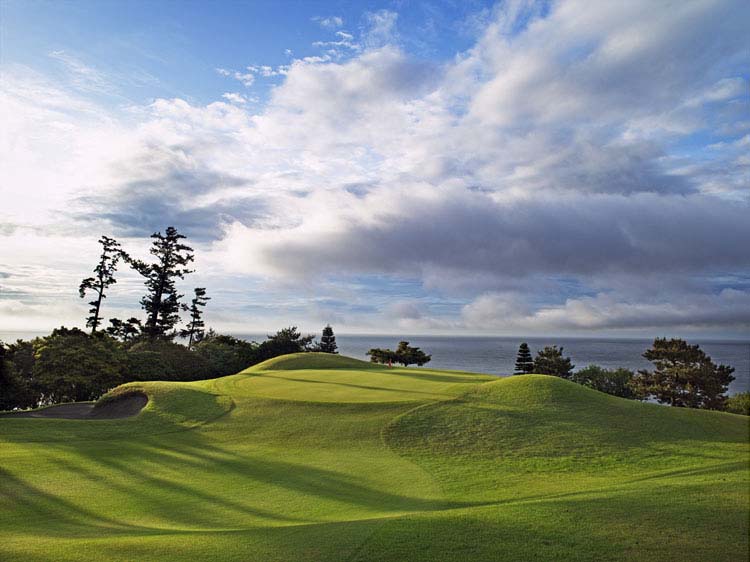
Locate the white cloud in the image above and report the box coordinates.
[312,16,344,29]
[222,92,247,104]
[215,67,255,87]
[2,0,749,335]
[48,50,113,94]
[233,72,254,87]
[313,31,360,53]
[363,10,399,49]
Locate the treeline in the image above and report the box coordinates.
[0,325,338,410]
[513,339,748,415]
[0,225,341,411]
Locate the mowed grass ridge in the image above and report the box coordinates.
[1,353,747,561]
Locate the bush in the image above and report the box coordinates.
[194,333,259,377]
[725,392,750,416]
[571,365,637,399]
[126,340,209,381]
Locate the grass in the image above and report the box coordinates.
[0,352,747,561]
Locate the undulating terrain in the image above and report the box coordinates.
[1,353,748,561]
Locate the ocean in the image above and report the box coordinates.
[2,331,748,395]
[248,333,750,395]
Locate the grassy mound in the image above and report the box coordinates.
[249,352,379,371]
[0,357,746,561]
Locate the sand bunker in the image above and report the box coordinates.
[0,392,148,420]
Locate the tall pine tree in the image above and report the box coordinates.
[181,288,210,350]
[128,226,194,340]
[514,342,534,374]
[319,324,338,354]
[79,236,123,334]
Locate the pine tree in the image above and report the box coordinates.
[533,345,574,378]
[127,226,194,340]
[106,317,142,343]
[319,324,338,354]
[181,288,210,350]
[631,338,735,409]
[514,342,534,374]
[79,236,123,334]
[395,341,431,367]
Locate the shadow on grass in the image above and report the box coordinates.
[10,421,473,538]
[0,466,159,535]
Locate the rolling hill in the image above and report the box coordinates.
[1,353,747,561]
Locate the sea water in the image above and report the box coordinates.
[247,334,750,395]
[2,331,748,395]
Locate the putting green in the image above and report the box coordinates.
[1,353,747,561]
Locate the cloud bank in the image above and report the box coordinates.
[1,0,748,335]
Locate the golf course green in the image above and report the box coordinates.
[1,353,748,561]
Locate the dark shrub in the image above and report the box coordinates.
[726,392,749,416]
[571,365,637,399]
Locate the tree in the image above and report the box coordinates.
[255,327,316,362]
[32,328,125,403]
[194,331,259,377]
[0,340,40,410]
[533,345,574,378]
[631,338,735,410]
[127,226,194,340]
[319,324,338,354]
[514,342,534,374]
[180,288,210,350]
[126,339,209,382]
[79,236,123,334]
[726,392,750,416]
[106,317,142,343]
[367,347,399,365]
[367,341,431,367]
[395,341,431,366]
[571,365,637,399]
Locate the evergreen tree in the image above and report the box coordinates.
[255,327,316,361]
[180,288,210,350]
[106,317,142,343]
[514,342,534,374]
[127,227,194,340]
[79,236,123,334]
[631,338,735,410]
[395,341,431,366]
[319,324,338,354]
[368,342,431,367]
[367,347,399,365]
[533,345,574,378]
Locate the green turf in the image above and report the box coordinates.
[1,353,747,561]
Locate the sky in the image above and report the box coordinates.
[0,0,748,339]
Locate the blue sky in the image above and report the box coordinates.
[2,0,492,106]
[0,0,748,338]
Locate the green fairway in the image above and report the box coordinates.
[1,353,747,561]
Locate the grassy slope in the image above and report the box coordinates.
[0,353,747,561]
